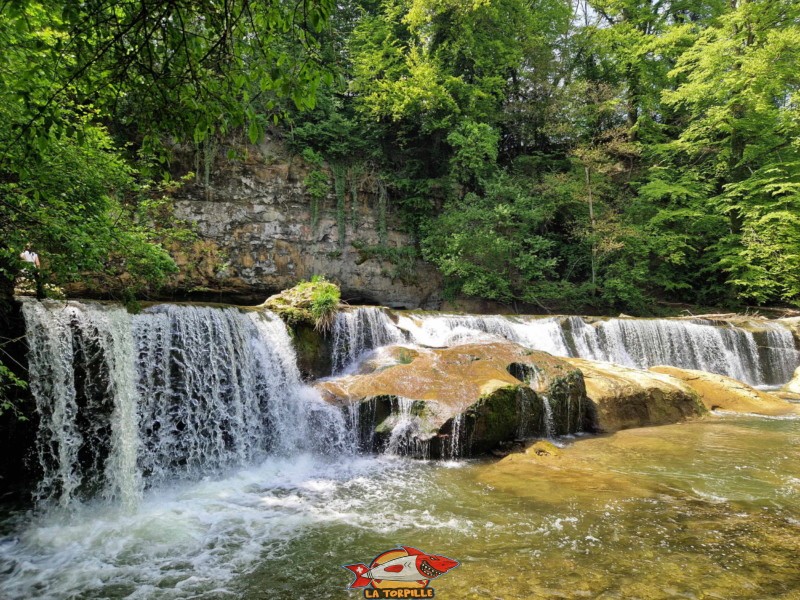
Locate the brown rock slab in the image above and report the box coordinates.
[650,365,800,416]
[781,366,800,395]
[317,341,588,456]
[318,342,579,411]
[565,358,706,432]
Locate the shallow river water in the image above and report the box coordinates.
[2,413,799,599]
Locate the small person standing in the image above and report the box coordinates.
[19,244,45,300]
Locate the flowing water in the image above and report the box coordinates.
[2,415,798,599]
[540,395,555,438]
[19,300,353,509]
[331,308,404,373]
[3,301,800,599]
[385,311,799,386]
[328,307,799,384]
[384,398,429,458]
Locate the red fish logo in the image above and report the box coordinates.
[343,546,459,598]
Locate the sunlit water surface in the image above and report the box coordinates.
[1,414,799,599]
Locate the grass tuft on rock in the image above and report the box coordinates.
[264,276,341,332]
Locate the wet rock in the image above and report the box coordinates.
[527,440,561,458]
[316,342,589,457]
[261,278,340,328]
[781,366,800,395]
[290,323,333,380]
[565,358,706,432]
[259,280,341,379]
[651,366,800,416]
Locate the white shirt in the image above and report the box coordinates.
[20,250,39,265]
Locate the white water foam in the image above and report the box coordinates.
[391,311,799,386]
[448,413,466,459]
[23,301,144,507]
[541,395,555,439]
[0,456,464,599]
[384,398,429,458]
[331,307,404,374]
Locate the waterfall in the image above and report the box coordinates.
[448,413,465,459]
[395,313,798,387]
[383,398,429,458]
[563,318,798,387]
[22,301,353,509]
[515,388,536,439]
[23,301,144,508]
[541,396,555,439]
[395,313,571,355]
[331,307,404,373]
[756,325,798,385]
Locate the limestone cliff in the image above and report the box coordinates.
[170,138,442,308]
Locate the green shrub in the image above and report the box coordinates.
[265,276,341,331]
[310,280,340,332]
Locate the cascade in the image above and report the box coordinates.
[22,300,353,509]
[350,398,380,453]
[24,300,797,509]
[395,313,798,387]
[331,307,404,373]
[515,387,537,439]
[448,413,465,459]
[563,317,798,386]
[383,398,429,458]
[757,326,799,384]
[395,313,570,355]
[24,301,143,508]
[541,395,555,439]
[510,364,581,439]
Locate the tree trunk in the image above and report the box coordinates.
[585,166,597,291]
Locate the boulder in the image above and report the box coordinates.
[317,342,589,457]
[782,366,800,395]
[651,366,800,416]
[261,278,340,329]
[564,358,705,432]
[290,322,333,380]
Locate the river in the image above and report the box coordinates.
[2,301,798,599]
[2,413,799,599]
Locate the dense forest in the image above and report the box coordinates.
[2,0,800,316]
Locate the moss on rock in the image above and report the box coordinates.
[465,385,524,455]
[262,277,341,330]
[317,341,589,457]
[291,322,333,380]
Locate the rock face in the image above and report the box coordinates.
[290,323,333,381]
[171,141,442,308]
[782,366,800,394]
[651,366,800,416]
[317,342,590,457]
[777,366,800,402]
[564,358,706,432]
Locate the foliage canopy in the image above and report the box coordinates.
[3,0,800,315]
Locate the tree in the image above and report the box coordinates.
[0,0,337,302]
[659,0,800,304]
[422,177,558,305]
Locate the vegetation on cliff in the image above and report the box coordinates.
[290,0,800,312]
[1,0,799,316]
[0,0,334,305]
